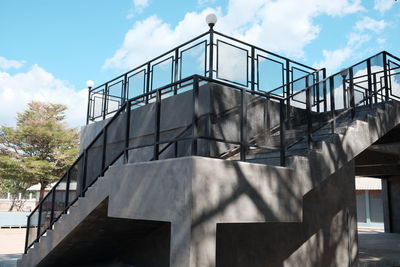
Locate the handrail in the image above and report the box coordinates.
[24,75,201,252]
[87,29,318,123]
[267,68,325,97]
[32,49,398,208]
[287,51,392,101]
[212,30,316,71]
[24,49,400,254]
[285,50,400,151]
[89,32,210,92]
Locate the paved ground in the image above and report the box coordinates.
[0,229,24,267]
[358,228,400,267]
[0,227,399,266]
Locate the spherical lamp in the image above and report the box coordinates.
[86,80,94,89]
[206,13,217,29]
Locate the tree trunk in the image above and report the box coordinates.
[8,198,16,212]
[39,183,47,202]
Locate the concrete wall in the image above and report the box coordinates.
[79,83,294,187]
[215,160,358,267]
[20,155,359,267]
[19,156,307,267]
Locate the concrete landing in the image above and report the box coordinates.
[358,228,400,267]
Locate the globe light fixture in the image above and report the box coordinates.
[86,80,94,89]
[206,13,217,29]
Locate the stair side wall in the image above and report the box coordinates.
[215,160,357,267]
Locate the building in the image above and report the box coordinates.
[356,177,384,229]
[18,17,400,267]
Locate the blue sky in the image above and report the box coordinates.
[0,0,399,127]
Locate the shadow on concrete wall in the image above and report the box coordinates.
[38,199,172,267]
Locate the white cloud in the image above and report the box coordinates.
[127,0,150,19]
[0,56,25,70]
[134,0,149,10]
[373,0,394,13]
[105,9,215,70]
[198,0,216,5]
[347,32,371,47]
[377,38,386,45]
[355,16,387,33]
[105,0,364,70]
[314,48,353,73]
[313,33,370,73]
[0,64,87,128]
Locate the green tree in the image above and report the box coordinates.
[0,156,30,211]
[0,101,79,202]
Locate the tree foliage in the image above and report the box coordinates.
[0,101,79,202]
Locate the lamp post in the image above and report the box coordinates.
[340,69,349,109]
[86,80,94,124]
[206,13,217,79]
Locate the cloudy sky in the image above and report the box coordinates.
[0,0,399,128]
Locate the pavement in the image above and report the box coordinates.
[0,227,399,266]
[358,228,400,267]
[0,229,24,267]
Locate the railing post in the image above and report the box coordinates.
[373,73,378,103]
[24,215,31,253]
[192,76,199,155]
[174,48,179,95]
[64,170,71,213]
[315,73,320,113]
[209,30,214,79]
[86,90,91,125]
[122,73,128,104]
[279,99,286,167]
[103,84,108,120]
[322,69,327,113]
[101,128,107,175]
[50,189,56,224]
[349,68,355,119]
[36,204,42,240]
[285,60,291,122]
[383,52,390,100]
[146,63,151,104]
[306,82,312,149]
[153,89,161,160]
[124,102,131,164]
[367,58,373,107]
[330,77,336,134]
[240,87,248,161]
[342,75,347,109]
[251,47,255,91]
[174,142,179,157]
[81,150,88,197]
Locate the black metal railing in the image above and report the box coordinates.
[24,73,295,253]
[86,29,318,123]
[24,47,400,253]
[283,51,400,151]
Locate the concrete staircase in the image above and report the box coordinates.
[217,101,400,266]
[18,99,400,266]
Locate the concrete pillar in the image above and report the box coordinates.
[382,176,400,233]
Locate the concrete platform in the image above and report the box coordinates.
[358,228,400,267]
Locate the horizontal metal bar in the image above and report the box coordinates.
[89,32,210,93]
[197,136,242,146]
[213,31,316,71]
